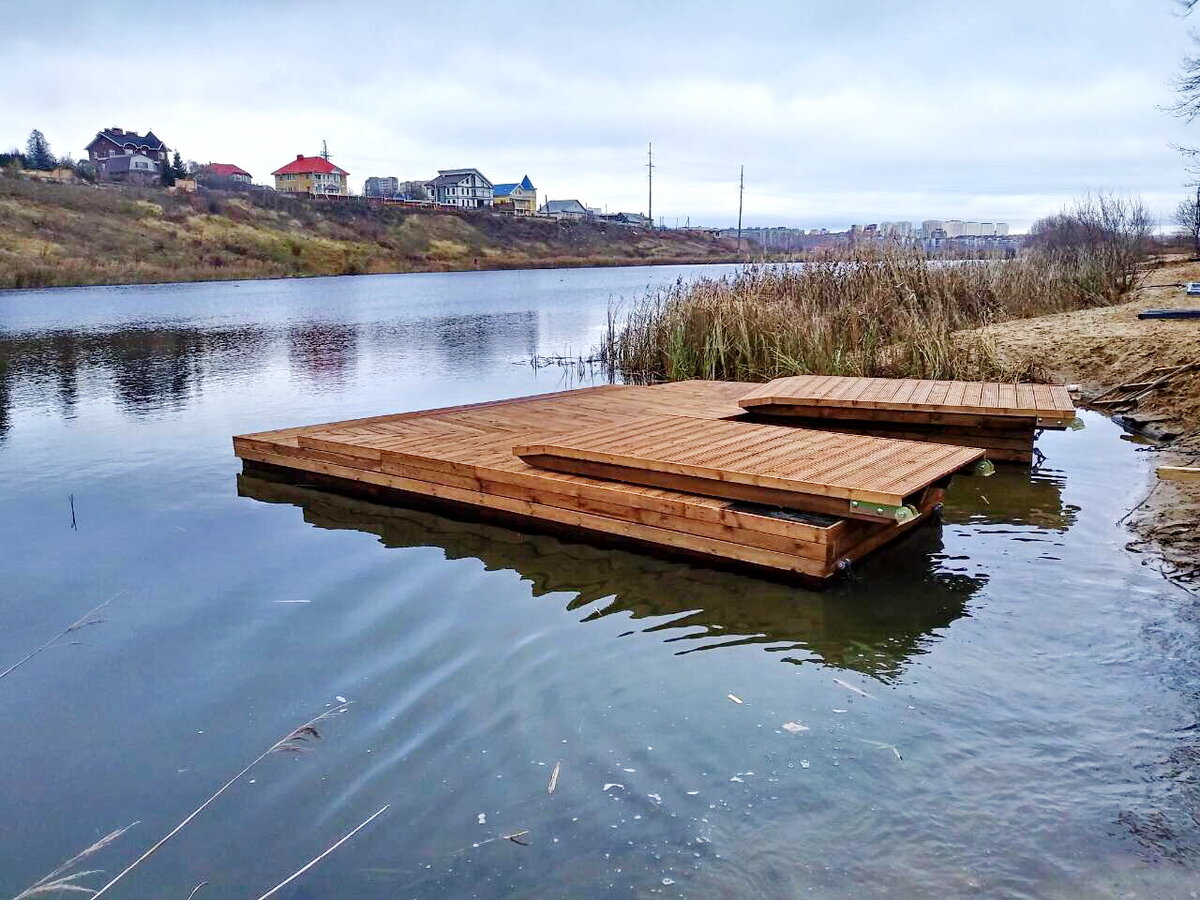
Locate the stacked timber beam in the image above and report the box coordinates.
[233,376,1076,581]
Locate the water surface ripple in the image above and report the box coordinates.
[1,267,1198,897]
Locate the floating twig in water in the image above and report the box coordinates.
[69,493,77,531]
[12,821,137,900]
[451,829,532,856]
[857,738,903,761]
[186,881,209,899]
[1160,563,1200,598]
[547,761,561,795]
[1117,480,1162,526]
[833,678,876,700]
[91,701,352,897]
[0,598,111,684]
[254,804,389,900]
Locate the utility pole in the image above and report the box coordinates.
[647,142,654,228]
[736,165,744,256]
[321,140,331,161]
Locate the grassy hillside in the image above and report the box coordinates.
[0,176,739,289]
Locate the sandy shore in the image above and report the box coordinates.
[964,256,1199,586]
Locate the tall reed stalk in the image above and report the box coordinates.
[90,702,351,897]
[601,245,1144,384]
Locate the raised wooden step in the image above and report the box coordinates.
[738,375,1075,427]
[514,415,983,523]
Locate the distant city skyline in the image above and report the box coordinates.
[4,0,1196,231]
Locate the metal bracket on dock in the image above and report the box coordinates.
[971,459,996,477]
[848,500,921,524]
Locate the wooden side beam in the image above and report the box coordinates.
[1158,466,1200,483]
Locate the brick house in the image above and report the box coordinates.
[85,127,169,183]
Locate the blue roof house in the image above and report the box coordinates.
[492,175,537,215]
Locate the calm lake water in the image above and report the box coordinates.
[2,265,1199,898]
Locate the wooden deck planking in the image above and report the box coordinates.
[512,415,982,508]
[738,375,1075,423]
[233,381,991,578]
[264,386,869,546]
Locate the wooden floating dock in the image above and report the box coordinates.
[514,415,982,523]
[737,375,1076,464]
[234,376,1073,581]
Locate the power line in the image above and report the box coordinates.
[737,165,745,255]
[647,142,655,228]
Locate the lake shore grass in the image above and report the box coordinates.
[0,176,741,290]
[600,245,1153,384]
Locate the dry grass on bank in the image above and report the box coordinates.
[0,176,739,289]
[601,248,1150,384]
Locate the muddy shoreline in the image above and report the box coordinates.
[965,256,1200,586]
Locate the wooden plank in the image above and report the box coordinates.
[513,415,982,509]
[1158,466,1200,483]
[236,445,834,576]
[742,403,1038,429]
[738,375,1074,422]
[234,380,967,578]
[517,453,905,524]
[291,432,846,548]
[372,455,840,560]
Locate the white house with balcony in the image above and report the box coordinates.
[425,169,494,209]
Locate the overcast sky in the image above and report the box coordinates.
[4,0,1199,230]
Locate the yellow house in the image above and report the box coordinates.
[492,175,537,215]
[271,154,349,196]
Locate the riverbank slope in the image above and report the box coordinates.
[965,257,1199,584]
[0,176,739,289]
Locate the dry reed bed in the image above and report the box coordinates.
[601,249,1144,384]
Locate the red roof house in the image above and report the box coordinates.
[271,155,349,196]
[206,163,252,183]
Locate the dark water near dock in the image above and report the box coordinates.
[2,266,1200,897]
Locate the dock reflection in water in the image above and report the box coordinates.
[238,467,996,681]
[941,460,1077,531]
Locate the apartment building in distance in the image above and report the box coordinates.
[921,220,1010,238]
[363,176,400,198]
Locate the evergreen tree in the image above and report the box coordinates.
[25,129,54,170]
[171,150,186,181]
[0,148,26,171]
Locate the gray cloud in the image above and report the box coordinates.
[3,0,1195,229]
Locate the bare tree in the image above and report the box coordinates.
[1170,1,1200,166]
[1176,186,1200,257]
[1029,193,1154,303]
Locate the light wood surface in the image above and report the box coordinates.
[233,381,949,579]
[1158,466,1200,483]
[513,415,982,509]
[738,375,1075,425]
